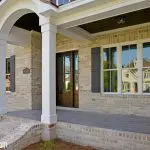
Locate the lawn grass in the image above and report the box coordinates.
[24,139,96,150]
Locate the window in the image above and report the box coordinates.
[122,44,138,93]
[103,47,118,92]
[101,41,150,94]
[6,58,11,91]
[142,42,150,93]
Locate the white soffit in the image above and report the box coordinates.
[58,27,92,40]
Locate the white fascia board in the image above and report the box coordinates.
[56,0,150,28]
[58,0,94,12]
[38,0,96,18]
[37,2,58,16]
[38,0,95,14]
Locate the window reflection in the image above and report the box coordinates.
[65,74,71,91]
[74,54,79,91]
[103,47,117,69]
[122,44,137,68]
[103,47,118,92]
[122,69,138,93]
[64,55,71,91]
[143,42,150,93]
[104,70,118,92]
[122,44,138,93]
[65,56,70,74]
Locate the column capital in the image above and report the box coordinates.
[39,15,57,33]
[41,23,57,33]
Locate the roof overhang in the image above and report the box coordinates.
[35,0,150,28]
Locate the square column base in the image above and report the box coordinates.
[42,124,57,141]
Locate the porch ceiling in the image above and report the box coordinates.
[14,13,41,32]
[79,7,150,34]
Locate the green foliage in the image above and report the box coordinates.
[67,82,72,90]
[39,140,59,150]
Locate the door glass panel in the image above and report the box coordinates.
[74,53,79,91]
[64,55,72,92]
[65,74,71,91]
[65,55,71,74]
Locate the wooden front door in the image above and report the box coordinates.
[56,51,79,108]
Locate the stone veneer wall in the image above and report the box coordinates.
[56,23,150,117]
[6,24,150,115]
[6,31,42,111]
[31,31,42,110]
[6,44,32,111]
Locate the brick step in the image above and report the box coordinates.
[0,116,42,150]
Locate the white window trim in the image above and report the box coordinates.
[100,38,150,95]
[101,44,118,94]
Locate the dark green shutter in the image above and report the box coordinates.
[91,47,101,93]
[10,55,15,92]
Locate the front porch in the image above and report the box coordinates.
[7,109,150,135]
[6,109,150,150]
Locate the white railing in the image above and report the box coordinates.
[52,0,76,6]
[0,0,76,6]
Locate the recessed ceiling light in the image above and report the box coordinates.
[117,17,126,24]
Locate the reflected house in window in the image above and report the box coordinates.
[122,44,138,93]
[143,59,150,93]
[122,59,138,93]
[122,59,150,93]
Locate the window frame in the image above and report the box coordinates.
[121,44,138,94]
[141,41,150,94]
[100,38,150,95]
[6,57,11,92]
[101,45,118,93]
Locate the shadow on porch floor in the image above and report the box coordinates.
[7,109,150,135]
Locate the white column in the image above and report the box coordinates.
[0,39,7,114]
[41,22,57,125]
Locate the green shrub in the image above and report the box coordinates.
[39,140,59,150]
